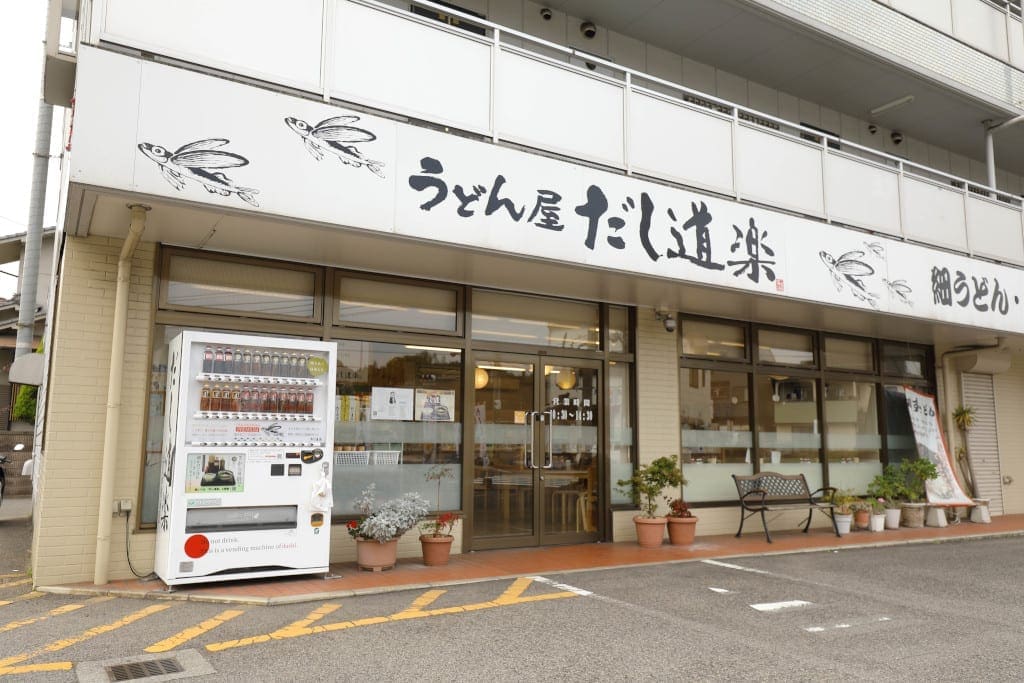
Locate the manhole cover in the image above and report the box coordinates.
[76,649,214,682]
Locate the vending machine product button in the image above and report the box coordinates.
[270,463,285,476]
[288,463,302,476]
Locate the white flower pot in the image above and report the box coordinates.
[869,513,885,532]
[884,507,902,529]
[835,513,853,536]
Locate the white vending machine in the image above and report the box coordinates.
[154,331,336,586]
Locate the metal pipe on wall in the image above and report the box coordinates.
[94,204,149,585]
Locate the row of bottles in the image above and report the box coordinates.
[202,346,318,378]
[199,383,314,414]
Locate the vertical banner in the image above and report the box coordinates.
[903,387,974,506]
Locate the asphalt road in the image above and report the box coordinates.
[2,508,1024,681]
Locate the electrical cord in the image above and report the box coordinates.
[124,509,156,580]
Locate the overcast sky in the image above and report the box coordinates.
[0,3,60,298]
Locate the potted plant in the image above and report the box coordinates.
[952,405,975,431]
[664,497,698,545]
[616,456,684,547]
[851,498,872,530]
[419,465,460,566]
[830,488,856,535]
[347,484,429,571]
[897,458,938,528]
[867,464,907,529]
[868,497,887,532]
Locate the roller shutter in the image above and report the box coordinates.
[961,372,1003,515]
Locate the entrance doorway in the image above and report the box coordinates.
[470,354,601,549]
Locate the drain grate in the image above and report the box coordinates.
[106,658,183,681]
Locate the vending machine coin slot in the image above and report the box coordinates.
[288,463,302,476]
[310,513,324,527]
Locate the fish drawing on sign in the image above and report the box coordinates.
[284,115,385,178]
[863,241,886,259]
[819,250,880,308]
[137,139,260,206]
[883,278,914,306]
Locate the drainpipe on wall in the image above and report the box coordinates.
[94,204,150,586]
[984,115,1024,195]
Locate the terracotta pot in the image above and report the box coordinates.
[854,509,871,530]
[901,502,926,528]
[666,516,698,545]
[633,516,667,547]
[420,534,454,566]
[355,537,399,571]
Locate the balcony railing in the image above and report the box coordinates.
[88,0,1024,266]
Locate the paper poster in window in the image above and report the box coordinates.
[370,387,415,420]
[415,388,455,422]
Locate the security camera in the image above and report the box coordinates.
[540,7,552,20]
[580,21,597,39]
[867,124,878,135]
[890,130,904,145]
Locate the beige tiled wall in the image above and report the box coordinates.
[32,236,157,585]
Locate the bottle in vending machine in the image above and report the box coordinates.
[262,351,272,376]
[224,348,234,373]
[259,387,271,413]
[210,384,222,411]
[251,351,263,376]
[270,352,281,377]
[230,384,242,412]
[297,354,308,378]
[214,347,225,373]
[203,346,214,373]
[200,383,211,411]
[242,349,252,375]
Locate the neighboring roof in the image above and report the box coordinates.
[0,227,56,266]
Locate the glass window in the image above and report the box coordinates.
[881,343,928,378]
[336,276,459,332]
[883,384,917,464]
[824,337,874,372]
[824,381,881,491]
[680,368,752,502]
[164,253,318,320]
[471,291,599,350]
[609,362,634,504]
[333,341,462,516]
[758,329,814,367]
[682,320,746,360]
[607,306,630,353]
[756,375,822,490]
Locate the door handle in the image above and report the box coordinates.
[524,411,536,469]
[541,410,554,469]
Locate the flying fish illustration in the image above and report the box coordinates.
[883,278,914,306]
[863,241,886,259]
[819,250,879,308]
[284,115,385,178]
[137,139,260,206]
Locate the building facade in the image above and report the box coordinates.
[36,0,1024,584]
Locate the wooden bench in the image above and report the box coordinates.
[732,472,840,543]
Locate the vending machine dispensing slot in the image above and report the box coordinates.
[154,331,336,586]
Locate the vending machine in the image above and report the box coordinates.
[154,331,336,586]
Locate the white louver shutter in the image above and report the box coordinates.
[961,373,1003,516]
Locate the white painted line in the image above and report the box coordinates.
[528,576,593,596]
[702,559,771,575]
[708,587,730,593]
[750,600,812,612]
[804,616,891,632]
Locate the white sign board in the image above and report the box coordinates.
[904,387,974,507]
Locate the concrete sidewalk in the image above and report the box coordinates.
[0,495,31,522]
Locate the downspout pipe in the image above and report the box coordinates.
[16,98,52,359]
[984,115,1024,195]
[94,204,149,585]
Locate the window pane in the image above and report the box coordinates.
[681,320,746,360]
[166,255,316,318]
[333,341,462,515]
[825,337,874,372]
[825,381,881,491]
[607,306,630,353]
[472,291,599,350]
[337,277,458,332]
[758,329,814,367]
[609,362,634,504]
[680,368,752,502]
[881,343,927,378]
[883,384,917,464]
[756,375,822,489]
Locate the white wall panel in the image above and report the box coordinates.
[951,0,1009,61]
[496,50,624,167]
[332,1,492,134]
[1009,17,1024,70]
[627,91,733,195]
[735,126,824,217]
[891,0,953,32]
[966,196,1024,264]
[102,0,323,92]
[902,176,968,250]
[824,154,901,236]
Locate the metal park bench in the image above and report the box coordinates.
[732,472,840,543]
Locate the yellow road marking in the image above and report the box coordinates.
[207,577,578,653]
[1,603,85,633]
[0,579,30,589]
[0,603,171,672]
[0,573,28,581]
[145,608,245,653]
[0,662,73,676]
[0,592,43,607]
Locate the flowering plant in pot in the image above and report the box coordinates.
[867,497,887,532]
[829,488,857,535]
[664,497,697,545]
[348,484,429,570]
[616,455,684,547]
[850,498,873,530]
[419,465,460,566]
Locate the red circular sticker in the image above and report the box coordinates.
[184,534,210,559]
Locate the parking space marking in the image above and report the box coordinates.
[804,616,891,633]
[0,603,172,675]
[708,587,730,593]
[702,559,772,575]
[145,609,246,653]
[0,597,112,634]
[0,592,43,608]
[751,600,813,612]
[206,577,578,653]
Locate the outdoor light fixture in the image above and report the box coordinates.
[654,308,677,333]
[554,367,577,390]
[869,94,914,116]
